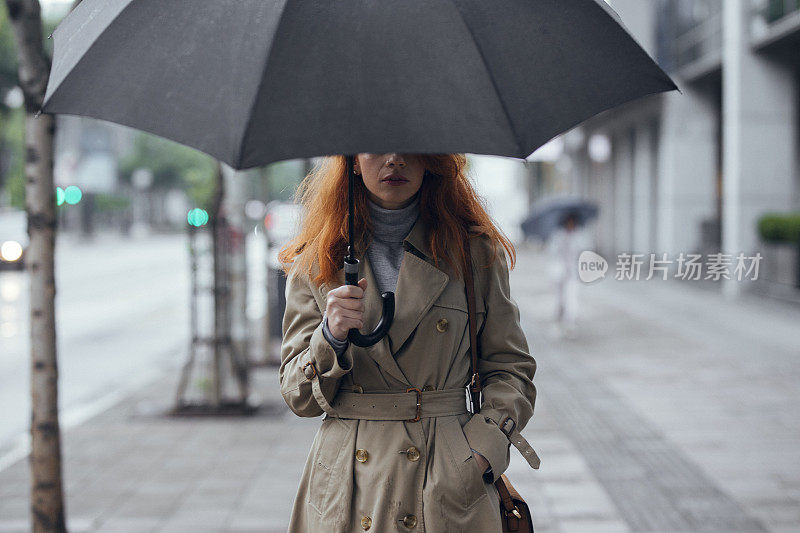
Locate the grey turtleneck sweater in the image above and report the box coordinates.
[365,192,421,294]
[322,193,420,354]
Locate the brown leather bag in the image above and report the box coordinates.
[463,237,535,533]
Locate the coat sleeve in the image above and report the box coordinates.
[461,241,540,482]
[279,270,354,418]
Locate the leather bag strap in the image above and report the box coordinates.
[463,237,482,412]
[495,474,518,514]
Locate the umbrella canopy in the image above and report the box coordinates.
[41,0,679,171]
[40,0,679,347]
[521,196,599,241]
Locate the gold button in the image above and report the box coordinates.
[401,514,417,528]
[355,449,369,463]
[436,318,448,332]
[361,515,372,530]
[422,385,435,391]
[406,446,420,462]
[301,361,316,379]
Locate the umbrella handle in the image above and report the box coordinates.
[344,257,395,347]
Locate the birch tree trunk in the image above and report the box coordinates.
[4,0,66,531]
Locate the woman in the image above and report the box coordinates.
[278,153,539,532]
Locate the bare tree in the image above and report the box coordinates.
[4,0,64,530]
[176,161,250,413]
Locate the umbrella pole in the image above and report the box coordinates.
[347,155,356,264]
[344,154,395,347]
[344,155,358,284]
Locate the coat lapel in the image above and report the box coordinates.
[389,215,450,355]
[325,216,450,386]
[359,252,410,385]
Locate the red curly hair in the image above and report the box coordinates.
[278,154,516,287]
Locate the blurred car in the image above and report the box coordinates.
[0,208,29,271]
[264,201,303,354]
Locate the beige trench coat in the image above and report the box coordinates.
[280,216,540,533]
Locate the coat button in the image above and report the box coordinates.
[361,516,372,530]
[422,385,435,391]
[301,361,317,378]
[401,514,417,528]
[406,446,420,462]
[436,318,448,332]
[355,449,369,463]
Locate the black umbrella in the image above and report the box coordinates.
[40,0,679,346]
[521,196,599,242]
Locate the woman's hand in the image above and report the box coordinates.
[472,450,490,474]
[326,277,368,341]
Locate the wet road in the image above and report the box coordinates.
[0,232,190,455]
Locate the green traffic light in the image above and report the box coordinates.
[56,187,65,206]
[64,185,82,205]
[187,208,209,227]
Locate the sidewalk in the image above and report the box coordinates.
[0,366,317,533]
[512,245,799,533]
[0,246,797,532]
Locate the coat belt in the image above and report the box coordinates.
[308,378,540,470]
[326,388,469,421]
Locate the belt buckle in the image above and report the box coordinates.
[499,415,516,436]
[406,387,422,422]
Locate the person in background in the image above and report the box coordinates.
[548,211,590,338]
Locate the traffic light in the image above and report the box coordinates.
[64,185,82,205]
[187,208,209,227]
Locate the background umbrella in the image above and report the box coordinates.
[521,196,599,242]
[39,0,680,346]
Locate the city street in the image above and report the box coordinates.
[1,240,797,532]
[0,232,190,466]
[2,1,798,532]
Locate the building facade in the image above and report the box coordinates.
[557,0,799,297]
